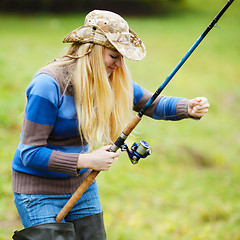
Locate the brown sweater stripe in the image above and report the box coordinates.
[22,117,53,146]
[133,89,164,117]
[48,151,80,176]
[12,169,93,195]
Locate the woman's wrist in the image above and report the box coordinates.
[175,98,190,119]
[77,153,91,169]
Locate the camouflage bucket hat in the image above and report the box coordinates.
[63,10,146,61]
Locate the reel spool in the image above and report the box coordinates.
[121,140,151,164]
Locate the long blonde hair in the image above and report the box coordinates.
[48,43,133,146]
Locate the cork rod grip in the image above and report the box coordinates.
[55,115,142,222]
[122,114,142,136]
[55,170,100,222]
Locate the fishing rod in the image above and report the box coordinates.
[110,0,235,158]
[55,0,235,222]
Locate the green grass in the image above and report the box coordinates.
[0,0,240,239]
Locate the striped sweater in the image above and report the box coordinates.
[12,67,190,194]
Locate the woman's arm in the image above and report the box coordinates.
[133,81,209,120]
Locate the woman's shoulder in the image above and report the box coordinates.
[25,71,61,106]
[33,66,74,96]
[29,69,60,92]
[35,66,63,89]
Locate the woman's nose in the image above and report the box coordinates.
[115,57,122,68]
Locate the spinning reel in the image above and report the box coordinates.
[120,140,151,164]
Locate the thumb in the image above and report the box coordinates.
[188,99,197,108]
[102,145,112,151]
[189,97,202,107]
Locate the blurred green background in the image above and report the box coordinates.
[0,0,240,239]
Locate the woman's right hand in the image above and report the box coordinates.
[77,145,119,171]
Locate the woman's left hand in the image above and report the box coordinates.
[188,97,210,118]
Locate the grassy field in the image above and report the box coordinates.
[0,0,240,239]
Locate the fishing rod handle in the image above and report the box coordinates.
[56,0,235,222]
[123,114,142,136]
[55,170,100,222]
[55,115,141,222]
[110,114,142,152]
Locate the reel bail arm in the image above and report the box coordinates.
[121,140,151,164]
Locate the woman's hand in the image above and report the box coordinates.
[77,145,119,171]
[188,97,210,118]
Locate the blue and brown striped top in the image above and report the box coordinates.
[12,67,190,194]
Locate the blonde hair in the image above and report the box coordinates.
[48,43,133,146]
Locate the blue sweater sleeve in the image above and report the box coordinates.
[14,73,84,177]
[133,81,185,121]
[20,74,60,170]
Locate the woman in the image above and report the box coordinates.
[12,10,209,239]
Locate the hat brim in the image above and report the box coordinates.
[63,25,146,61]
[107,28,146,61]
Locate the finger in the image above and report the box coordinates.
[188,99,197,108]
[107,157,114,163]
[191,97,209,107]
[103,160,113,170]
[193,105,207,112]
[192,109,208,117]
[189,98,202,109]
[193,103,210,111]
[195,97,209,105]
[107,150,120,158]
[196,109,208,115]
[106,160,114,170]
[193,106,209,113]
[104,145,113,151]
[113,151,120,157]
[194,97,202,103]
[199,102,210,108]
[111,157,118,163]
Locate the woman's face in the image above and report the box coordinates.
[104,48,123,77]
